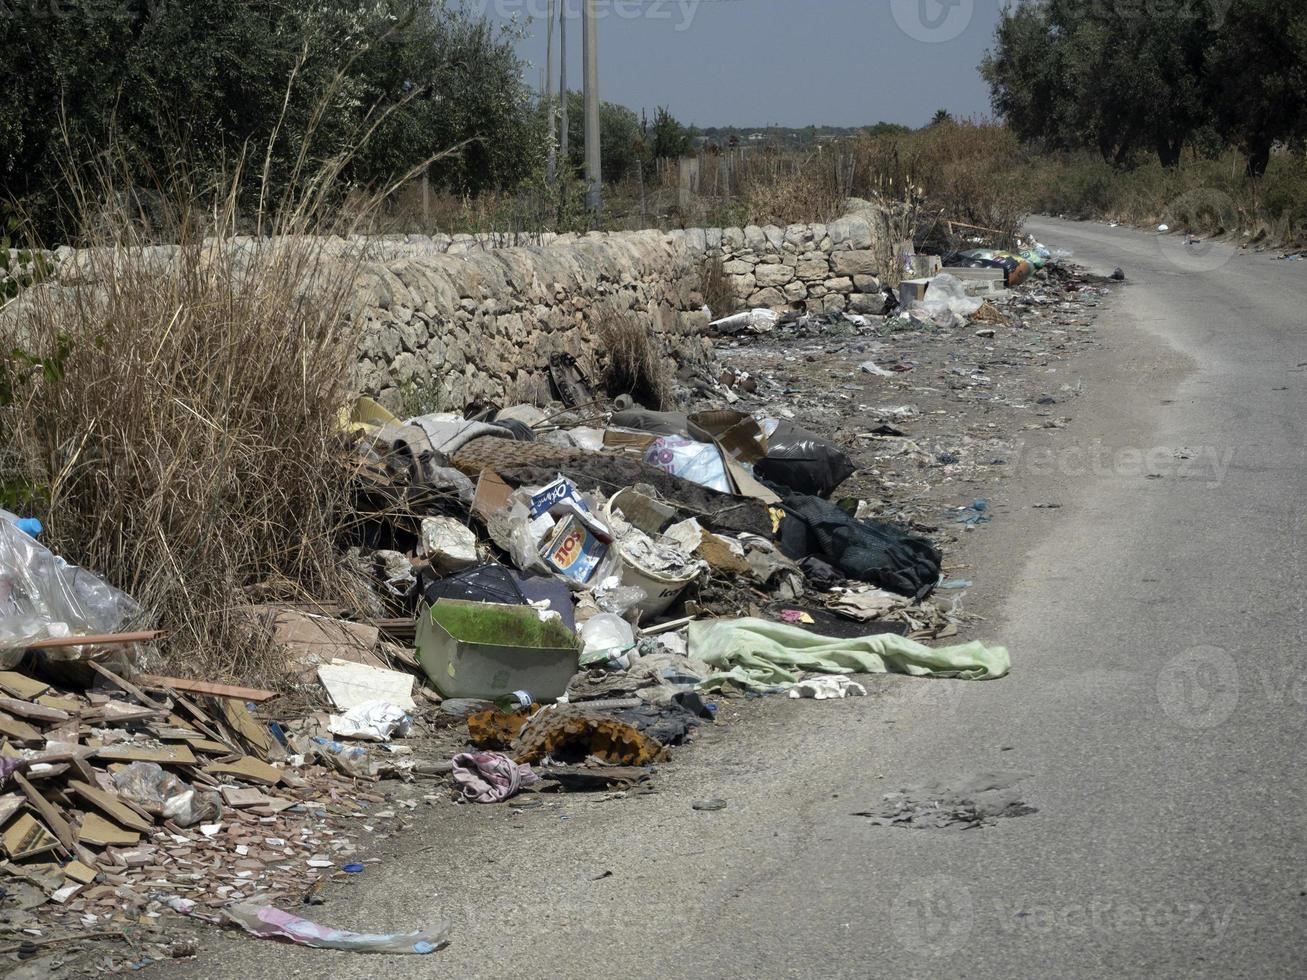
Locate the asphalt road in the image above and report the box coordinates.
[169,219,1307,978]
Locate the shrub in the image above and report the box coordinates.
[0,156,372,683]
[595,303,674,410]
[698,253,737,320]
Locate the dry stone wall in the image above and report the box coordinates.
[353,199,905,411]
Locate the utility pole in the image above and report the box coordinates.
[546,0,556,183]
[582,0,602,217]
[559,1,569,171]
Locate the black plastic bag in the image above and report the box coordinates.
[754,421,856,498]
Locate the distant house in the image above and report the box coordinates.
[748,132,766,142]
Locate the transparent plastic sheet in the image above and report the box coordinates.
[0,518,141,666]
[163,896,450,954]
[916,273,984,318]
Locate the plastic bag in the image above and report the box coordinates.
[708,309,778,335]
[916,273,983,318]
[165,896,450,954]
[755,420,856,499]
[112,762,220,827]
[0,519,141,664]
[329,700,412,742]
[643,437,731,494]
[579,614,637,670]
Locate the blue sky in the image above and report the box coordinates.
[475,0,1004,128]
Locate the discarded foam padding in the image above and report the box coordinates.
[467,708,532,751]
[512,708,666,766]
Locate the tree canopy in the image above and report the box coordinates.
[981,0,1307,173]
[1,1,545,237]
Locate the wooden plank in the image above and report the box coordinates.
[63,859,98,884]
[217,700,273,761]
[13,772,76,850]
[185,738,237,755]
[94,743,196,766]
[0,671,49,700]
[86,662,169,711]
[23,631,164,650]
[0,793,24,825]
[0,696,69,723]
[136,675,278,703]
[37,695,84,713]
[75,812,140,848]
[2,813,59,859]
[0,711,42,743]
[65,781,153,834]
[203,757,282,786]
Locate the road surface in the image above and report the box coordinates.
[171,219,1307,978]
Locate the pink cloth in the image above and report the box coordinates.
[451,751,539,803]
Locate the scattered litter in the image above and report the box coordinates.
[788,676,868,700]
[853,772,1037,830]
[692,799,727,811]
[165,896,450,954]
[328,700,412,742]
[451,751,539,804]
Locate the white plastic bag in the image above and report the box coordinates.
[917,273,983,318]
[643,437,731,493]
[329,700,412,742]
[579,614,637,670]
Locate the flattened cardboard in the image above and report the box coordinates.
[471,468,514,525]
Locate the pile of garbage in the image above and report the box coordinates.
[0,254,1037,961]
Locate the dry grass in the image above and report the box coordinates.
[594,302,675,411]
[697,253,737,320]
[0,163,383,684]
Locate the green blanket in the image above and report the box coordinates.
[689,618,1010,691]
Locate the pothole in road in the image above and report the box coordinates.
[853,771,1038,830]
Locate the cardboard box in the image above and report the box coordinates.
[541,515,608,583]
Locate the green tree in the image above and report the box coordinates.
[982,0,1215,168]
[1205,0,1307,175]
[649,106,691,160]
[0,1,544,241]
[564,92,642,183]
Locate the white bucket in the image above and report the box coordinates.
[604,492,701,618]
